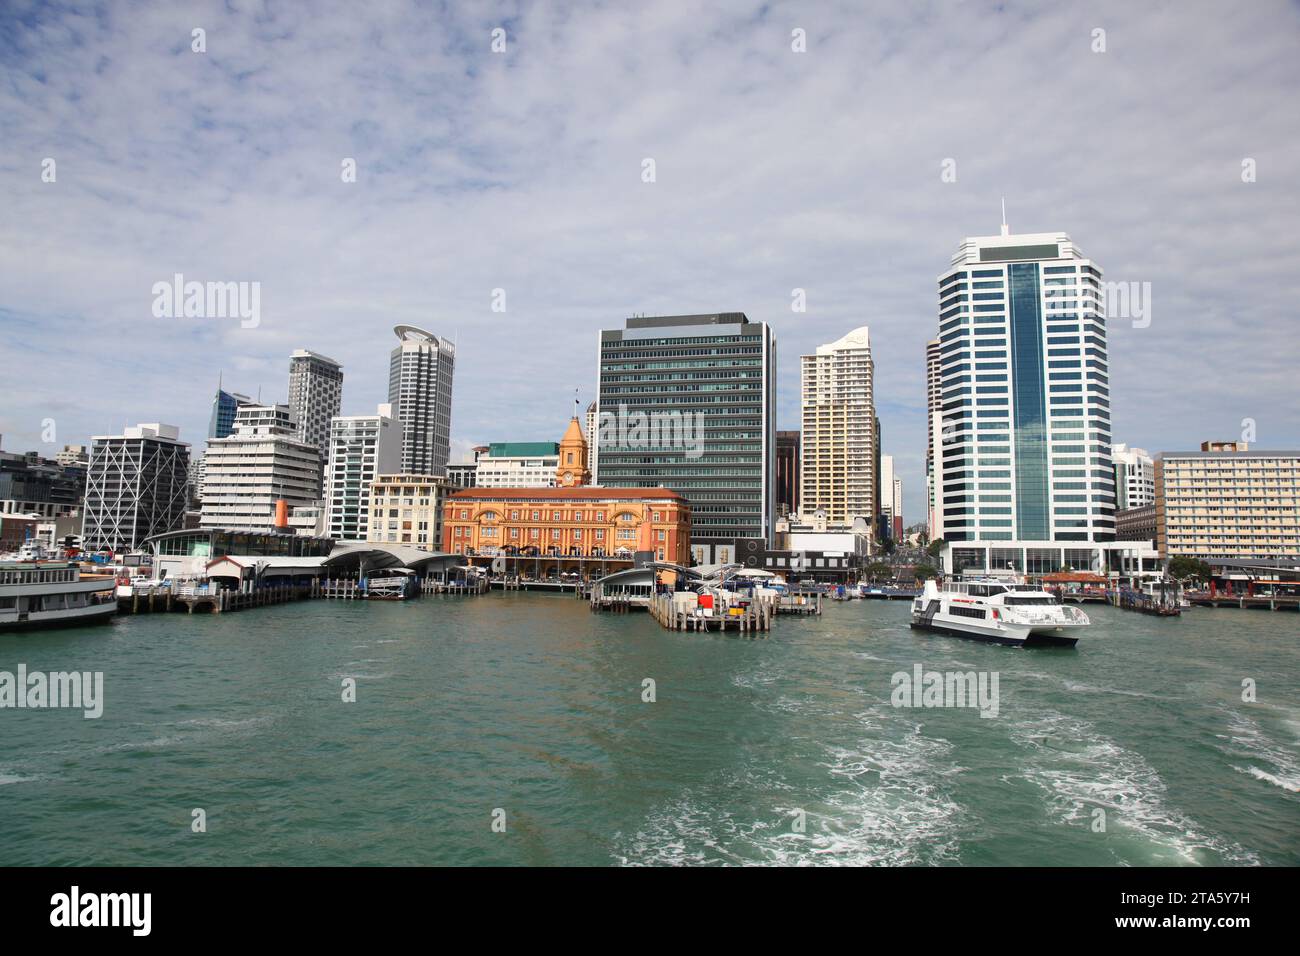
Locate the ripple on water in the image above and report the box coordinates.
[1011,709,1259,865]
[613,712,968,867]
[1216,707,1300,795]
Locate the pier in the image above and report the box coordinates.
[120,583,313,614]
[648,591,774,633]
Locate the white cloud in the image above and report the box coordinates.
[2,0,1298,524]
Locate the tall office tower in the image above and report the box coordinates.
[388,325,456,476]
[200,405,320,533]
[932,225,1115,576]
[880,454,903,543]
[324,404,404,541]
[800,327,877,532]
[584,401,599,482]
[287,350,344,454]
[208,386,254,440]
[925,337,943,539]
[81,424,191,551]
[596,312,776,565]
[775,430,801,517]
[1111,443,1155,510]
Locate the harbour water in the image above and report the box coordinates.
[1,595,1296,866]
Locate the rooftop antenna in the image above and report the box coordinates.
[1000,197,1009,237]
[573,387,580,419]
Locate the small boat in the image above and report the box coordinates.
[910,576,1088,647]
[0,560,117,632]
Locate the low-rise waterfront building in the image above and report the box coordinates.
[1154,442,1300,560]
[367,473,457,550]
[1115,503,1157,542]
[201,406,320,534]
[474,442,561,488]
[442,487,691,563]
[0,447,85,519]
[81,423,191,552]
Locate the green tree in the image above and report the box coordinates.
[879,537,896,556]
[926,540,944,560]
[1167,557,1212,583]
[864,562,891,581]
[913,563,939,582]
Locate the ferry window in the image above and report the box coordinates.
[1004,596,1056,606]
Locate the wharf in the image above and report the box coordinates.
[649,592,774,633]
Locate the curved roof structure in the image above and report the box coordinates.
[393,324,439,343]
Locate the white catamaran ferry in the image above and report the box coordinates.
[910,577,1089,647]
[0,561,118,632]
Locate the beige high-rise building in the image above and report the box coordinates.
[800,327,877,531]
[1155,442,1300,560]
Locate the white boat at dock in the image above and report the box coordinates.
[0,561,118,632]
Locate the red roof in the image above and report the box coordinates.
[447,486,686,502]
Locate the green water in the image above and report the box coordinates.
[1,595,1296,866]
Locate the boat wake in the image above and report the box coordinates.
[1011,709,1259,864]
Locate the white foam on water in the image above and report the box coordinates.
[1218,708,1300,794]
[613,713,968,866]
[0,771,38,786]
[1013,709,1258,865]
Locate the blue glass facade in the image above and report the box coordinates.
[1007,262,1049,540]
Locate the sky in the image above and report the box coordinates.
[2,0,1298,526]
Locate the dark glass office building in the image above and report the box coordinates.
[595,313,776,565]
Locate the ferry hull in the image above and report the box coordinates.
[0,603,118,633]
[910,619,1080,648]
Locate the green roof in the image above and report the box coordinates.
[487,442,558,457]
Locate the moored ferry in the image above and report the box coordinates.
[910,576,1089,647]
[0,561,118,632]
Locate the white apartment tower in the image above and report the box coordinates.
[81,424,191,551]
[388,325,455,476]
[800,327,877,530]
[200,405,321,533]
[880,454,903,542]
[931,226,1116,576]
[1111,443,1155,510]
[324,404,404,541]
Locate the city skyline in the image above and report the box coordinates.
[3,2,1299,528]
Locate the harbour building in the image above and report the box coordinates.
[800,327,878,536]
[200,406,320,533]
[388,325,455,476]
[367,474,458,550]
[474,442,561,488]
[931,226,1128,578]
[324,404,404,541]
[880,454,903,543]
[81,423,191,551]
[595,312,775,565]
[288,350,344,455]
[1155,442,1300,560]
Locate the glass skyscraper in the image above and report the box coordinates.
[595,313,776,565]
[931,228,1116,576]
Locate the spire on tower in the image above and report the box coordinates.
[1000,197,1009,237]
